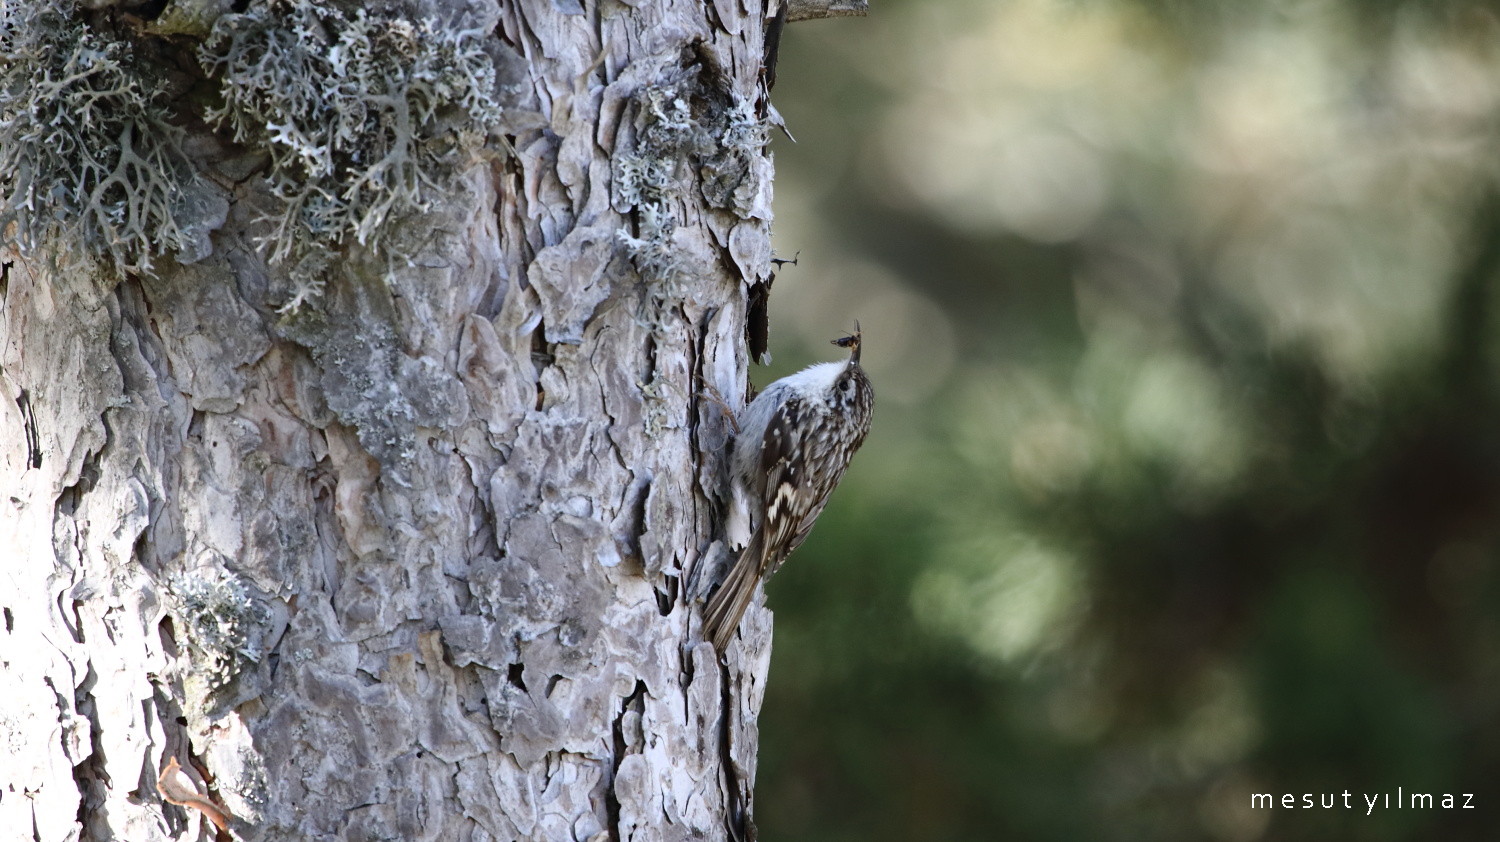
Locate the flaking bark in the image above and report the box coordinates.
[0,1,810,839]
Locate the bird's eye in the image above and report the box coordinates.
[839,379,851,393]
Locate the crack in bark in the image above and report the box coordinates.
[506,662,528,692]
[60,665,108,842]
[56,443,105,519]
[716,664,751,841]
[746,266,775,366]
[760,0,788,93]
[689,309,715,519]
[531,319,555,410]
[606,679,648,842]
[622,474,652,569]
[16,389,42,468]
[654,584,675,617]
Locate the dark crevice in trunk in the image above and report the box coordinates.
[607,679,648,841]
[62,666,108,841]
[717,664,753,841]
[506,662,527,692]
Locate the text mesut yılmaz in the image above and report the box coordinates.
[1251,790,1475,816]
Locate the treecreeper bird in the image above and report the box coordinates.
[704,326,875,651]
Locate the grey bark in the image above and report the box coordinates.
[0,0,806,839]
[787,0,868,22]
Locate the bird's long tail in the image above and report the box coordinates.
[703,534,765,652]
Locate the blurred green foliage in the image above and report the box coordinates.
[755,0,1500,839]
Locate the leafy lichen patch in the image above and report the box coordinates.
[0,2,223,274]
[200,0,503,309]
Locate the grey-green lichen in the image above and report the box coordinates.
[612,76,768,281]
[0,2,221,274]
[199,0,502,310]
[699,96,768,217]
[170,569,270,697]
[614,86,697,279]
[638,371,680,438]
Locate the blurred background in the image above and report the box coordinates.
[754,1,1500,839]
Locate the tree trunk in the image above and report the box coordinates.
[0,0,833,838]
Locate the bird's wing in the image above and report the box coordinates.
[757,394,830,579]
